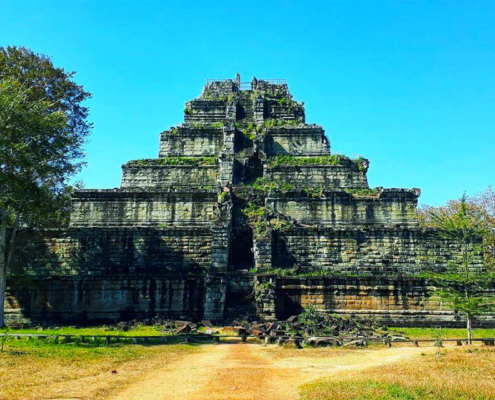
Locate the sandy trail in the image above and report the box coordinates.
[109,342,433,400]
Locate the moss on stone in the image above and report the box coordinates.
[344,188,381,197]
[241,203,289,240]
[126,157,217,167]
[266,155,366,169]
[264,118,302,128]
[250,177,295,194]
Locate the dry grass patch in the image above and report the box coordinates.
[300,346,495,400]
[265,345,357,359]
[0,338,197,400]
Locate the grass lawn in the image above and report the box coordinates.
[388,327,495,340]
[300,346,495,400]
[2,324,165,337]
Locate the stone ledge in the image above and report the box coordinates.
[267,188,421,200]
[16,227,214,234]
[265,125,323,135]
[73,188,218,195]
[275,226,437,234]
[160,127,223,137]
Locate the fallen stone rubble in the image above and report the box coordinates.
[221,314,400,346]
[30,313,409,347]
[113,313,407,347]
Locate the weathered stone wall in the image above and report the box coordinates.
[271,227,478,275]
[267,189,420,226]
[4,227,213,324]
[159,127,222,157]
[121,165,219,188]
[10,228,213,277]
[201,79,238,97]
[6,277,205,324]
[184,100,227,125]
[224,272,257,320]
[254,275,495,327]
[70,189,217,227]
[265,164,368,188]
[264,126,330,155]
[235,92,255,122]
[252,80,290,96]
[4,225,486,326]
[264,99,305,123]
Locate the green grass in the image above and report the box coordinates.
[1,335,166,360]
[388,327,495,340]
[3,324,166,337]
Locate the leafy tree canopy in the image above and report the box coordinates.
[0,46,91,227]
[418,186,495,263]
[0,46,91,326]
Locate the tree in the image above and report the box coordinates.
[0,46,91,327]
[419,185,495,263]
[471,185,495,263]
[422,194,495,344]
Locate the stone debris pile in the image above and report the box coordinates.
[224,312,388,345]
[98,306,409,347]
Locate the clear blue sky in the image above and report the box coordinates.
[2,1,494,206]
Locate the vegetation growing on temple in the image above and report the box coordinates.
[241,203,289,240]
[266,154,369,172]
[344,188,381,197]
[264,118,303,127]
[126,157,217,167]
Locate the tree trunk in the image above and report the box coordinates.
[467,314,472,345]
[0,210,7,328]
[0,209,20,328]
[0,262,5,328]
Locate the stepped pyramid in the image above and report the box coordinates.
[7,75,479,326]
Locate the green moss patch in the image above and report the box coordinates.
[267,155,368,172]
[344,188,381,197]
[126,157,217,167]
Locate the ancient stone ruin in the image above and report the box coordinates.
[5,75,487,326]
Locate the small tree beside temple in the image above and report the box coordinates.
[422,194,495,344]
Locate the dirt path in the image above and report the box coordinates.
[110,342,434,400]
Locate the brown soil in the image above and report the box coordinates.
[107,342,432,400]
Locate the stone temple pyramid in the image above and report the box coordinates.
[7,75,474,326]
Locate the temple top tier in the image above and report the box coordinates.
[158,75,333,158]
[180,74,306,126]
[201,75,290,97]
